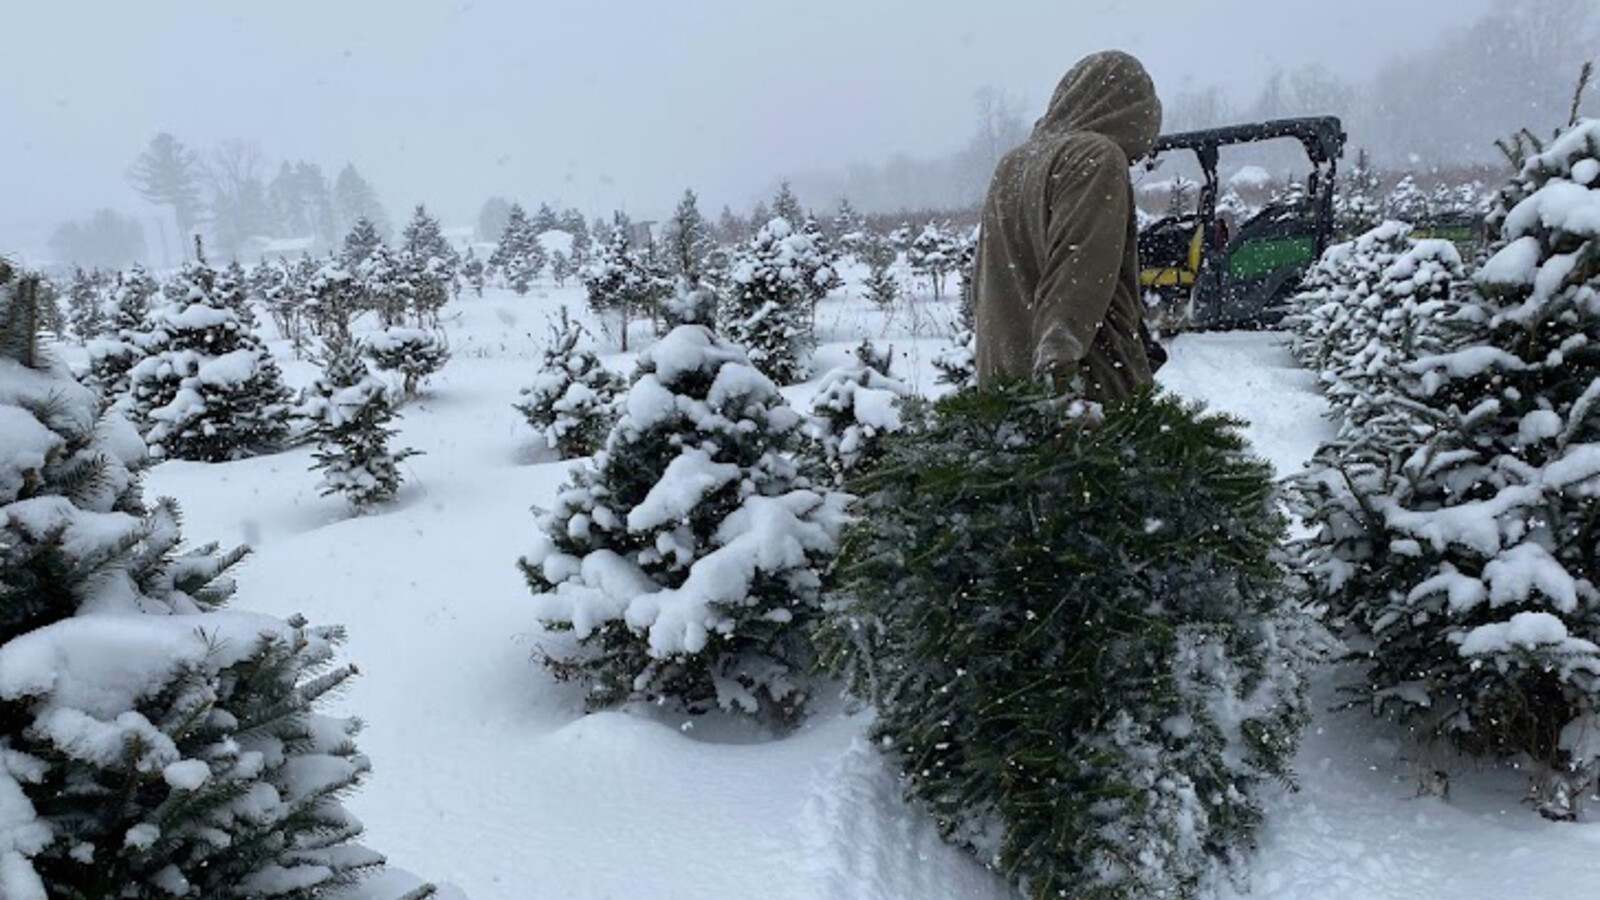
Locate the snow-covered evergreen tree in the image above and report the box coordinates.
[562,208,591,265]
[400,204,459,320]
[523,325,848,723]
[514,308,624,459]
[662,277,719,330]
[461,245,486,297]
[401,204,459,282]
[64,267,106,343]
[832,198,865,256]
[0,263,425,899]
[798,216,841,307]
[581,223,668,353]
[664,188,713,287]
[110,263,159,334]
[1337,148,1384,236]
[308,258,360,342]
[1385,174,1430,224]
[819,382,1314,900]
[861,258,899,311]
[1293,120,1600,819]
[806,343,911,483]
[1330,238,1468,433]
[1284,221,1415,383]
[124,260,293,461]
[907,222,961,300]
[341,216,385,269]
[489,203,545,295]
[354,243,411,327]
[360,327,449,401]
[215,259,257,328]
[307,337,418,511]
[723,218,817,384]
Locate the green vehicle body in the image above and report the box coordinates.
[1138,117,1346,330]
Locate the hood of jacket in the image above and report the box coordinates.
[1035,50,1162,161]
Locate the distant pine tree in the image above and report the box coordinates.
[581,220,669,352]
[341,216,385,269]
[490,203,544,295]
[664,188,713,286]
[771,181,804,226]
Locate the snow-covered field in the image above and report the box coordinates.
[136,284,1600,900]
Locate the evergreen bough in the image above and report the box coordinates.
[820,383,1314,900]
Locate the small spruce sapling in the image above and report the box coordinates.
[307,336,419,510]
[515,308,625,459]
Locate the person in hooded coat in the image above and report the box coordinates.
[974,50,1165,403]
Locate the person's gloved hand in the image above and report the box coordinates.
[1035,359,1088,398]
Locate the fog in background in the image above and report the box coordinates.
[6,0,1596,267]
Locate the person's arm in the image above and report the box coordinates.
[1030,135,1131,384]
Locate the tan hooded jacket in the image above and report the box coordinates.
[974,51,1164,403]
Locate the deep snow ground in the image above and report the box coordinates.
[140,285,1600,900]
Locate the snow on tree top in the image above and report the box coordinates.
[361,326,433,352]
[0,611,310,720]
[638,324,752,384]
[1522,118,1600,176]
[153,302,238,331]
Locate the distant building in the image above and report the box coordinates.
[241,235,316,262]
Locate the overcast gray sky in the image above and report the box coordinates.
[4,0,1502,256]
